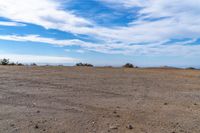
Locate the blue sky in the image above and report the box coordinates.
[0,0,200,67]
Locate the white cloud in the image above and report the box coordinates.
[98,0,146,8]
[0,0,200,57]
[96,0,200,43]
[0,21,25,26]
[0,0,92,31]
[76,49,85,53]
[0,54,79,64]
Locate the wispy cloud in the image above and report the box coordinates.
[0,34,200,57]
[0,34,105,49]
[0,21,25,26]
[97,0,146,8]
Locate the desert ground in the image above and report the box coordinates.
[0,66,200,133]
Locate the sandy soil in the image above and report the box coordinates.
[0,66,200,133]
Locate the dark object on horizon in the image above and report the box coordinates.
[0,58,10,65]
[30,63,37,66]
[123,63,135,68]
[16,62,24,66]
[0,58,24,66]
[186,67,196,70]
[76,63,93,67]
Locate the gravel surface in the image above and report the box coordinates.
[0,66,200,133]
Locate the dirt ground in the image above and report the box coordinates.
[0,66,200,133]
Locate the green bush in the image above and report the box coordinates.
[123,63,134,68]
[0,59,24,66]
[186,67,195,70]
[30,63,37,66]
[0,58,10,65]
[16,63,23,66]
[9,62,16,66]
[76,63,93,67]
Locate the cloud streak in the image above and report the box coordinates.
[0,34,200,57]
[0,21,26,26]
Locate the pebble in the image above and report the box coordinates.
[109,125,118,130]
[126,124,133,129]
[34,125,39,129]
[115,115,120,118]
[10,123,15,127]
[113,111,117,114]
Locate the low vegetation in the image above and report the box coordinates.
[0,58,24,66]
[0,59,198,70]
[123,63,135,68]
[186,67,196,70]
[30,63,37,66]
[0,58,10,65]
[0,58,39,66]
[76,63,93,67]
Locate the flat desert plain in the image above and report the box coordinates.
[0,66,200,133]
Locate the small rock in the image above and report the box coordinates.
[37,110,40,113]
[113,111,117,114]
[42,120,47,123]
[34,125,39,129]
[109,125,118,130]
[194,103,198,105]
[164,103,168,105]
[115,115,120,118]
[126,124,133,129]
[10,124,15,127]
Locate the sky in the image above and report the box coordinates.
[0,0,200,67]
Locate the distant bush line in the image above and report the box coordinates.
[2,58,197,70]
[0,59,138,68]
[0,58,23,66]
[0,58,37,66]
[186,67,196,70]
[75,62,139,68]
